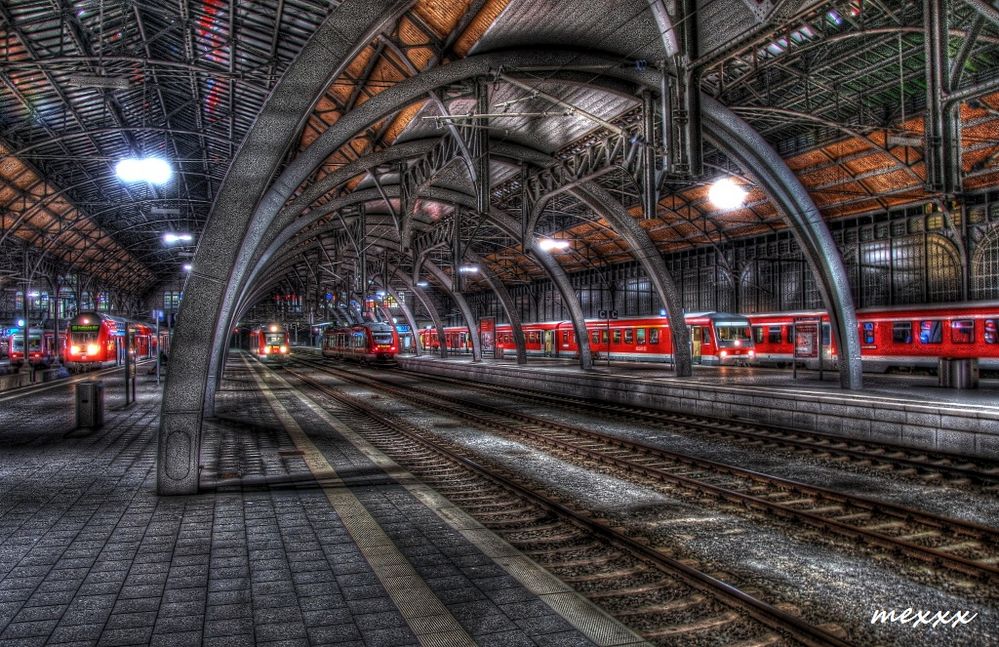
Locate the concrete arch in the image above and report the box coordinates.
[158,0,413,494]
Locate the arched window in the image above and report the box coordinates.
[974,225,999,300]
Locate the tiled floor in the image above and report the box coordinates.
[0,363,641,647]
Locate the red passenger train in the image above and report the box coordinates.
[250,324,290,360]
[420,312,756,366]
[322,322,399,364]
[64,312,161,369]
[7,328,56,367]
[748,302,999,372]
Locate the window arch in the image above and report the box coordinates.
[974,225,999,300]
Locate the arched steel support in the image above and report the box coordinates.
[422,261,482,361]
[370,274,423,356]
[393,269,449,359]
[157,0,413,495]
[464,249,527,364]
[530,181,691,375]
[701,96,862,389]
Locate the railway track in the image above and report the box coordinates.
[293,356,999,584]
[269,361,850,647]
[388,358,998,486]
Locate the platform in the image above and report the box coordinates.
[0,362,643,646]
[397,354,999,459]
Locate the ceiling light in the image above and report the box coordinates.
[537,238,570,252]
[182,264,193,272]
[708,177,747,210]
[115,157,173,185]
[457,265,479,273]
[416,281,429,287]
[163,232,193,244]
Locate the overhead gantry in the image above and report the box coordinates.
[158,0,863,494]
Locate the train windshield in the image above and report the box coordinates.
[72,332,98,343]
[265,333,285,345]
[372,332,394,345]
[714,323,752,347]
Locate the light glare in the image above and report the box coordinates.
[163,232,193,244]
[538,238,570,252]
[708,177,747,210]
[182,263,193,272]
[458,265,478,273]
[115,157,173,184]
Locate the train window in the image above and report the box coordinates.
[612,329,621,344]
[768,326,781,344]
[591,331,600,345]
[892,322,912,344]
[753,326,765,344]
[624,329,633,344]
[821,323,830,346]
[862,322,875,345]
[636,328,646,344]
[986,319,998,344]
[649,328,660,344]
[562,331,569,344]
[601,329,609,343]
[951,319,974,344]
[919,320,942,344]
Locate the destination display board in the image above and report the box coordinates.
[70,324,100,333]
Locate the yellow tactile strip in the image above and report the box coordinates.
[244,357,477,647]
[253,359,649,647]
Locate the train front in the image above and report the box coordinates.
[65,314,111,367]
[711,314,756,365]
[367,323,398,363]
[260,324,290,360]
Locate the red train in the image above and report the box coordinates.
[749,302,999,372]
[418,303,999,374]
[7,327,56,367]
[64,312,162,369]
[420,312,756,366]
[250,324,290,360]
[322,322,399,364]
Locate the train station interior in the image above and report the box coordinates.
[2,0,999,645]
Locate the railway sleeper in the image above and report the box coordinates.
[641,611,742,639]
[562,564,648,583]
[613,593,707,617]
[585,580,682,600]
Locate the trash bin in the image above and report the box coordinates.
[938,357,979,389]
[76,381,104,428]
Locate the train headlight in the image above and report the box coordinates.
[279,345,287,353]
[720,350,728,358]
[264,347,270,354]
[749,350,755,358]
[71,345,81,354]
[86,344,99,355]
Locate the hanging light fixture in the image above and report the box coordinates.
[708,177,747,210]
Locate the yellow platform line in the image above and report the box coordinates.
[243,356,476,647]
[251,358,648,647]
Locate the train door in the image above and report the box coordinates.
[543,330,554,357]
[691,326,703,363]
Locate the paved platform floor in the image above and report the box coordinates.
[411,352,999,409]
[0,361,642,647]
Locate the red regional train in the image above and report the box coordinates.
[7,327,56,367]
[322,322,399,364]
[748,302,999,372]
[250,324,291,360]
[420,312,756,366]
[64,312,161,369]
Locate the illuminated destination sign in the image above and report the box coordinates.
[70,324,100,333]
